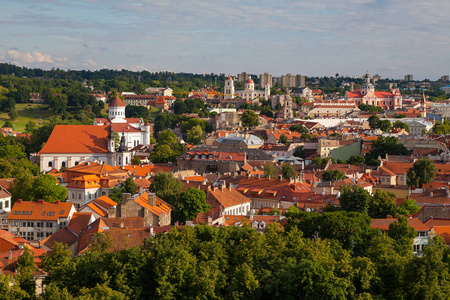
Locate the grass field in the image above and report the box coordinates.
[148,107,160,120]
[0,103,54,132]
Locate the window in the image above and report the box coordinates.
[48,161,52,168]
[79,193,81,200]
[0,202,2,210]
[46,222,53,228]
[71,193,74,199]
[27,222,34,227]
[60,210,64,214]
[22,222,26,227]
[41,211,46,216]
[61,161,66,168]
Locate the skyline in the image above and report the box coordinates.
[1,0,450,80]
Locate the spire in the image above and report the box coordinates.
[118,131,127,152]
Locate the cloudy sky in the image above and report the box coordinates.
[1,0,449,79]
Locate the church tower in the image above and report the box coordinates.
[109,96,126,123]
[116,132,131,166]
[245,78,255,91]
[360,73,375,96]
[420,92,427,118]
[224,76,235,100]
[108,123,115,153]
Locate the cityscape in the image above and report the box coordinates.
[2,0,450,299]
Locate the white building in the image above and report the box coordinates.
[225,77,270,101]
[0,187,11,231]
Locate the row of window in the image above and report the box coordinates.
[10,221,54,228]
[18,231,51,240]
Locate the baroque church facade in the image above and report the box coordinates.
[224,76,270,101]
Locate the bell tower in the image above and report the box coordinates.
[224,76,235,100]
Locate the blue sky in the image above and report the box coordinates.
[1,0,450,80]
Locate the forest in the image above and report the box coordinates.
[3,211,450,300]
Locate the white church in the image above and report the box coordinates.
[224,76,270,101]
[38,96,152,172]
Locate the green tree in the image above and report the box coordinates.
[365,136,407,165]
[368,190,398,218]
[379,120,392,132]
[149,171,183,206]
[293,146,306,159]
[186,124,203,145]
[2,121,13,129]
[339,185,372,214]
[157,129,177,145]
[16,247,36,298]
[130,155,141,165]
[149,144,175,163]
[24,121,36,133]
[240,110,259,129]
[264,162,279,179]
[368,115,380,130]
[279,134,289,145]
[387,215,416,255]
[0,274,28,299]
[281,164,296,179]
[397,198,420,216]
[123,177,137,195]
[9,168,34,203]
[177,187,210,222]
[30,173,68,202]
[393,120,410,132]
[321,169,346,181]
[40,242,76,289]
[348,155,365,165]
[406,157,436,188]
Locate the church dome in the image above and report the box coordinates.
[109,96,126,107]
[227,76,233,80]
[245,78,254,84]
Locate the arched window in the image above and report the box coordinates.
[78,193,81,200]
[75,161,79,165]
[126,156,128,164]
[61,161,66,168]
[102,192,106,196]
[48,161,52,168]
[71,193,74,199]
[118,156,122,165]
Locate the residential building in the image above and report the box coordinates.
[404,74,414,81]
[206,183,252,216]
[110,192,171,226]
[259,73,273,88]
[318,139,340,158]
[236,72,250,83]
[371,217,430,255]
[441,75,449,82]
[123,94,156,106]
[78,195,117,218]
[7,199,76,240]
[280,74,300,88]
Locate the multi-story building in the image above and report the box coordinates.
[7,199,76,240]
[281,74,296,88]
[296,75,306,88]
[441,75,449,82]
[123,94,156,106]
[206,183,252,216]
[236,72,250,83]
[404,74,414,81]
[259,73,273,88]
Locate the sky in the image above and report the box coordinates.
[1,0,450,80]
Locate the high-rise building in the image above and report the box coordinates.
[296,75,305,87]
[441,75,449,82]
[281,74,296,87]
[404,74,414,81]
[237,72,250,82]
[259,73,273,88]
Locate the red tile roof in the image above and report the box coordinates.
[207,186,252,209]
[109,96,126,107]
[371,218,429,231]
[8,200,74,221]
[40,125,110,154]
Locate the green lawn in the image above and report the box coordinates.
[0,103,54,132]
[148,107,160,120]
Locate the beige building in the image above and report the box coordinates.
[235,77,270,101]
[318,139,340,158]
[259,73,273,88]
[237,72,251,82]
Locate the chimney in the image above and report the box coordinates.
[278,175,283,181]
[250,209,254,220]
[256,174,260,179]
[226,182,232,190]
[55,200,60,204]
[120,222,125,228]
[17,199,22,203]
[148,193,156,207]
[38,199,44,204]
[220,184,224,192]
[207,216,212,225]
[232,172,237,179]
[122,193,131,205]
[246,171,251,178]
[148,223,154,236]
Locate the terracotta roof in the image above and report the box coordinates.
[109,96,126,107]
[432,226,450,244]
[378,166,396,176]
[112,123,142,133]
[183,175,205,182]
[0,230,28,252]
[121,164,174,177]
[371,218,429,231]
[8,200,74,221]
[134,192,171,216]
[425,218,450,229]
[40,125,110,154]
[207,186,252,209]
